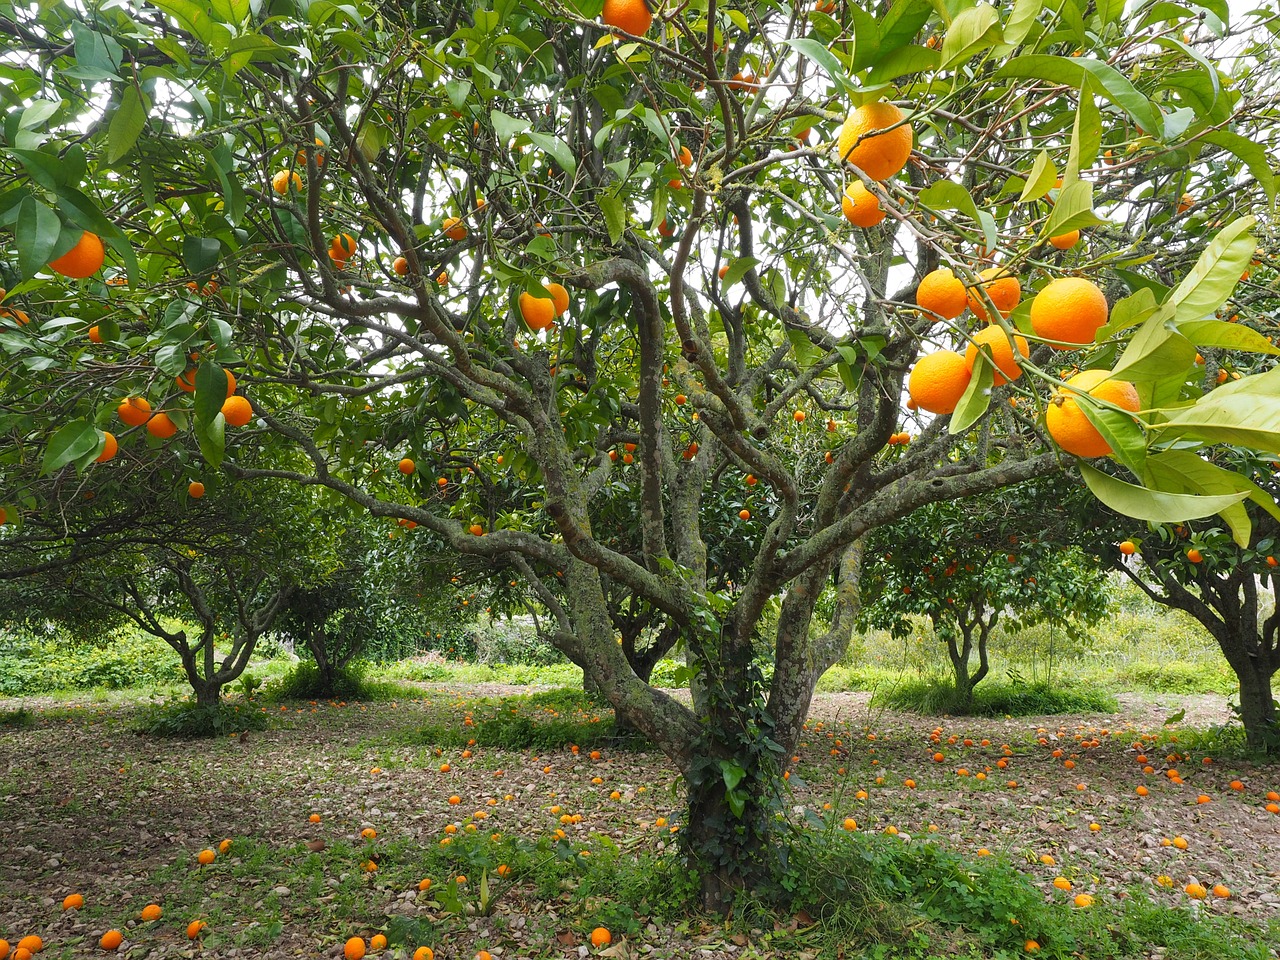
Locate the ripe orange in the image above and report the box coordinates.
[1050,229,1080,250]
[186,921,206,939]
[842,817,857,830]
[1030,277,1108,349]
[966,267,1022,321]
[1185,882,1207,900]
[413,949,435,960]
[146,412,179,440]
[188,481,205,498]
[916,268,967,320]
[197,848,216,865]
[1073,893,1094,908]
[331,233,358,259]
[793,410,806,423]
[63,893,85,910]
[88,325,103,343]
[140,904,162,921]
[1045,370,1140,458]
[118,396,152,426]
[1212,883,1231,898]
[398,458,416,475]
[222,395,253,427]
[964,326,1028,386]
[739,509,751,520]
[1187,548,1203,564]
[469,523,484,536]
[95,432,118,464]
[908,350,971,415]
[345,937,367,960]
[590,927,612,948]
[519,291,557,331]
[442,217,467,241]
[1177,193,1195,214]
[545,281,570,316]
[371,934,388,950]
[837,101,913,180]
[841,181,885,227]
[393,256,409,276]
[99,930,123,951]
[1053,877,1072,890]
[601,0,652,35]
[176,368,198,393]
[17,936,42,954]
[1119,540,1135,555]
[272,170,302,195]
[49,231,105,278]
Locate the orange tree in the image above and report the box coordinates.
[2,0,1280,904]
[860,475,1108,709]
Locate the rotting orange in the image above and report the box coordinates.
[916,268,967,320]
[1030,277,1109,350]
[140,904,162,921]
[836,101,913,180]
[63,893,85,910]
[1045,369,1139,458]
[841,181,886,227]
[197,848,216,865]
[964,326,1029,386]
[49,231,105,279]
[966,267,1022,322]
[602,0,652,35]
[413,949,435,960]
[908,350,971,415]
[186,921,206,940]
[370,934,387,951]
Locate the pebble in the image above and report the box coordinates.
[272,886,291,896]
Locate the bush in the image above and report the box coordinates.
[267,659,422,703]
[872,676,1118,717]
[0,625,185,696]
[1111,660,1238,696]
[470,617,565,666]
[136,698,271,738]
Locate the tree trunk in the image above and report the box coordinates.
[945,626,974,710]
[191,677,221,709]
[1232,653,1278,752]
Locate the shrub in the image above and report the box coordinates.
[136,698,270,738]
[0,625,185,695]
[872,676,1118,717]
[470,617,565,666]
[0,707,34,729]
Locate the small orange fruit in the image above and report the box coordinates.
[99,930,124,951]
[1119,540,1135,555]
[1185,882,1207,900]
[836,101,913,180]
[370,934,387,950]
[88,325,103,343]
[141,904,162,921]
[1073,893,1094,908]
[519,291,557,331]
[398,458,416,475]
[186,921,206,940]
[601,0,652,35]
[590,927,612,948]
[222,395,253,427]
[964,326,1028,386]
[95,432,118,464]
[118,396,152,426]
[413,949,435,960]
[17,936,42,954]
[146,412,178,440]
[842,817,857,830]
[1049,230,1080,250]
[1030,277,1109,349]
[1053,877,1072,891]
[916,268,968,321]
[345,937,367,960]
[1187,549,1203,564]
[197,848,216,865]
[908,350,971,415]
[49,231,105,278]
[967,267,1022,321]
[272,170,302,195]
[1045,370,1140,458]
[63,893,85,910]
[544,281,570,316]
[393,256,409,276]
[1212,884,1231,898]
[793,410,806,423]
[442,217,467,241]
[175,368,198,393]
[841,180,886,227]
[188,481,205,498]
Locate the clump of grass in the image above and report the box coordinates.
[872,677,1118,717]
[0,707,34,729]
[267,660,422,703]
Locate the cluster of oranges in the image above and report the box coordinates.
[518,281,570,332]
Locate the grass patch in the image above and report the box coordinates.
[0,707,34,729]
[390,686,645,752]
[384,657,583,688]
[266,660,423,703]
[871,677,1118,717]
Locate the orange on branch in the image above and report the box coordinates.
[519,291,557,331]
[222,395,253,427]
[545,282,570,316]
[146,412,178,440]
[841,181,886,227]
[1045,369,1140,458]
[908,350,972,415]
[95,431,118,463]
[49,231,105,278]
[602,0,652,35]
[966,267,1021,322]
[964,326,1028,386]
[836,101,913,180]
[1030,277,1109,349]
[916,268,967,320]
[188,481,205,498]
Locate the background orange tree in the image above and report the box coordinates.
[2,0,1280,905]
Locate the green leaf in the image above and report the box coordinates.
[867,45,940,83]
[917,180,995,251]
[722,257,758,289]
[183,237,221,274]
[879,0,933,56]
[719,759,746,792]
[1203,131,1275,203]
[156,343,189,376]
[195,411,226,468]
[43,419,100,474]
[1003,0,1045,46]
[1109,311,1198,383]
[1179,319,1280,356]
[1162,217,1255,324]
[1043,181,1106,237]
[54,187,120,238]
[490,110,530,145]
[940,4,1002,69]
[783,38,856,95]
[526,132,577,179]
[950,351,993,434]
[107,86,148,164]
[1142,449,1280,547]
[195,363,231,425]
[1080,462,1250,524]
[15,197,62,280]
[1153,367,1280,454]
[996,55,1163,136]
[1018,150,1056,202]
[1064,78,1102,184]
[150,0,233,51]
[1096,288,1158,340]
[598,191,625,246]
[208,0,250,22]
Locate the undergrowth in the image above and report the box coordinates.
[136,698,271,738]
[871,677,1119,717]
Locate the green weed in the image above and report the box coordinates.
[871,677,1118,717]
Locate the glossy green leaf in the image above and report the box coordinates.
[867,45,939,83]
[15,196,61,280]
[491,110,530,145]
[940,4,1002,69]
[722,257,758,289]
[599,191,625,246]
[1070,383,1146,475]
[1018,150,1055,202]
[950,351,993,434]
[917,180,995,250]
[784,38,856,94]
[183,237,221,274]
[195,363,230,425]
[43,419,99,474]
[1043,180,1106,237]
[1162,217,1254,323]
[1179,319,1280,355]
[1064,79,1101,183]
[1097,288,1158,340]
[107,86,147,164]
[526,132,577,178]
[1142,449,1280,547]
[1080,462,1249,524]
[1202,131,1275,203]
[1153,367,1280,454]
[996,55,1163,136]
[1109,311,1198,383]
[195,411,226,468]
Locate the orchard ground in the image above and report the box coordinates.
[1,679,1278,959]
